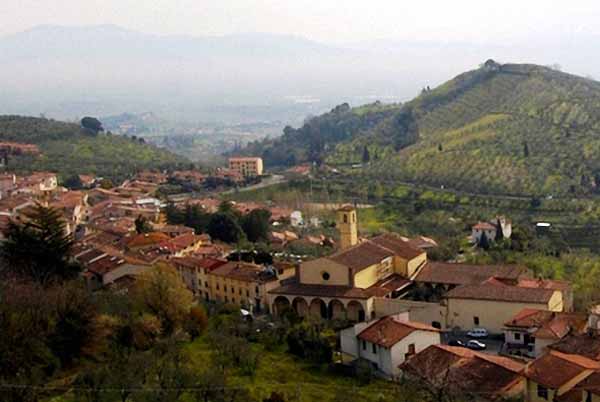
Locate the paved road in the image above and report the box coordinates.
[442,332,504,355]
[220,174,287,195]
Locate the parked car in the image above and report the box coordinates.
[467,340,487,350]
[467,328,489,338]
[448,339,466,347]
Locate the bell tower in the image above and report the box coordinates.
[337,205,358,250]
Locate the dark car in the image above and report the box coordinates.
[448,339,466,347]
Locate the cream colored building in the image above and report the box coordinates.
[443,284,564,333]
[228,157,264,178]
[340,312,441,378]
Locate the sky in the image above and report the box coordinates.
[3,0,600,43]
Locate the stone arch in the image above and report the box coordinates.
[292,297,309,318]
[347,300,366,322]
[328,299,346,320]
[309,298,327,319]
[273,296,291,317]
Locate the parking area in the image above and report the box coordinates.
[441,331,504,355]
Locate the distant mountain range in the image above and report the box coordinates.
[242,61,600,196]
[3,25,600,123]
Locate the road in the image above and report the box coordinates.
[220,174,287,195]
[442,331,504,355]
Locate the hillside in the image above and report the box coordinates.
[245,61,600,196]
[0,116,187,182]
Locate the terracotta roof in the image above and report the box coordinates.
[371,233,425,260]
[337,204,355,212]
[505,309,587,340]
[415,262,528,286]
[445,284,556,304]
[576,372,600,396]
[524,350,600,388]
[473,222,497,230]
[171,256,227,272]
[269,274,411,300]
[328,241,394,273]
[517,278,572,291]
[358,316,439,348]
[209,262,277,283]
[550,334,600,360]
[400,345,524,399]
[126,232,171,248]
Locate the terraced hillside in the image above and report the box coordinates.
[245,61,600,196]
[0,116,187,182]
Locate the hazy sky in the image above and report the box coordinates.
[3,0,600,43]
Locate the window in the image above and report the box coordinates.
[246,290,250,297]
[537,385,548,400]
[216,284,220,290]
[431,321,442,329]
[473,316,480,326]
[204,281,208,288]
[372,343,377,354]
[322,271,330,281]
[514,333,521,341]
[224,285,227,292]
[255,286,259,294]
[239,289,242,295]
[224,296,228,302]
[408,344,416,354]
[231,287,235,293]
[343,214,348,223]
[362,340,366,350]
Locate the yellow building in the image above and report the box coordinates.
[443,283,564,333]
[207,261,295,314]
[337,205,358,250]
[228,157,264,178]
[524,350,600,402]
[270,232,427,322]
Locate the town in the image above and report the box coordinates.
[2,153,599,402]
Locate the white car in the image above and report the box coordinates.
[467,328,489,338]
[467,340,486,350]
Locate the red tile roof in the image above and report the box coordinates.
[415,262,528,286]
[549,334,600,361]
[370,233,425,260]
[328,241,394,273]
[505,309,587,340]
[445,283,556,304]
[524,350,600,388]
[358,316,439,348]
[126,232,171,248]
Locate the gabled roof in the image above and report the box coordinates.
[524,350,600,389]
[505,309,587,340]
[400,345,524,399]
[549,334,600,361]
[473,222,497,230]
[445,283,556,304]
[370,233,425,260]
[414,262,528,286]
[328,241,394,273]
[126,232,170,248]
[358,316,439,348]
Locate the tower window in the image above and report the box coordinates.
[343,214,348,223]
[322,271,330,281]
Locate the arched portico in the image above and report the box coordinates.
[273,296,291,316]
[328,299,346,320]
[347,300,366,322]
[292,297,309,317]
[309,298,328,319]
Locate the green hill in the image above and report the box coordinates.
[244,61,600,196]
[0,116,187,182]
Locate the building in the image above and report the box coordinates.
[524,350,600,402]
[170,256,227,299]
[340,312,440,378]
[228,157,264,178]
[337,205,358,250]
[443,281,564,334]
[270,229,427,322]
[471,216,512,244]
[290,210,303,227]
[208,262,295,314]
[400,344,525,401]
[503,308,588,358]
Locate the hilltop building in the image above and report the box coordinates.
[228,157,264,178]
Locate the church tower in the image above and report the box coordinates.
[337,205,358,250]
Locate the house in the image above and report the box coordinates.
[14,172,58,194]
[443,281,564,333]
[228,157,264,178]
[400,344,525,401]
[503,308,587,357]
[471,216,512,243]
[340,312,441,378]
[125,232,171,251]
[208,261,295,314]
[290,211,303,227]
[523,350,600,402]
[269,206,427,322]
[170,256,227,299]
[157,232,207,257]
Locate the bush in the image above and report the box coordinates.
[185,305,209,339]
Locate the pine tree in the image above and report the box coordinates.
[1,204,79,284]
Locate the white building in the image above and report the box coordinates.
[340,313,441,378]
[290,210,304,227]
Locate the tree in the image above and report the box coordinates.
[133,264,194,335]
[63,174,83,190]
[1,204,79,284]
[135,215,153,234]
[208,213,245,244]
[362,146,370,164]
[438,143,443,152]
[81,117,104,134]
[241,209,271,243]
[184,306,209,339]
[165,203,185,225]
